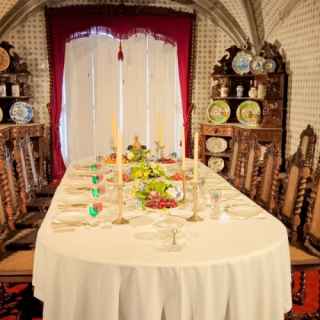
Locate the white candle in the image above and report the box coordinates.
[116,132,123,184]
[112,112,117,149]
[181,126,186,171]
[193,132,199,181]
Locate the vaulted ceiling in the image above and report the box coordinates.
[0,0,302,52]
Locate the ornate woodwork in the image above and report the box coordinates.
[0,128,14,231]
[304,155,320,256]
[0,124,46,228]
[298,125,317,169]
[200,122,282,178]
[256,144,281,212]
[277,150,311,244]
[242,137,260,199]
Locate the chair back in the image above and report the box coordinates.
[257,144,281,212]
[229,134,242,187]
[0,128,17,229]
[299,125,316,168]
[304,156,320,256]
[242,138,260,199]
[278,149,310,243]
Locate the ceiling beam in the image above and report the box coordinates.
[0,0,248,47]
[0,0,61,39]
[190,0,247,46]
[266,0,302,38]
[239,0,261,52]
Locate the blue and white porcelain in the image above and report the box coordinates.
[250,56,266,74]
[232,51,253,75]
[9,101,33,124]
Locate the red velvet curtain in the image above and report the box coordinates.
[46,5,195,179]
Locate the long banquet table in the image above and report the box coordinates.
[33,160,292,320]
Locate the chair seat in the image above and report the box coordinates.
[0,250,33,276]
[290,245,320,267]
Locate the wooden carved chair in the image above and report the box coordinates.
[282,125,317,182]
[256,144,281,212]
[12,134,51,219]
[288,156,320,318]
[276,149,311,244]
[242,138,261,199]
[298,125,317,168]
[228,133,242,188]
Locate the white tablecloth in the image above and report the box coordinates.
[33,161,292,320]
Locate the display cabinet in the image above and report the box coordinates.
[200,42,287,175]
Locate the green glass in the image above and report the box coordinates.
[90,164,97,172]
[91,188,100,199]
[92,175,100,184]
[88,206,98,217]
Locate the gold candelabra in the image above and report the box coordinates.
[187,180,203,222]
[112,183,129,225]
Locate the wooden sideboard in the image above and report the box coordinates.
[200,122,282,176]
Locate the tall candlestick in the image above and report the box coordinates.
[116,132,123,184]
[112,112,117,149]
[193,132,199,181]
[181,126,186,171]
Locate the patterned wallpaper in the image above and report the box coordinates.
[267,0,320,161]
[0,0,18,19]
[2,0,320,162]
[2,0,234,132]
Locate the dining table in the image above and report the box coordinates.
[32,159,292,320]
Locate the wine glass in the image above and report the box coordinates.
[209,190,222,219]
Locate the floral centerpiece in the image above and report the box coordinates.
[133,179,182,209]
[130,162,165,180]
[127,148,150,162]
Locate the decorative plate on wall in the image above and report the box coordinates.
[0,48,10,72]
[232,51,253,75]
[9,101,33,124]
[0,107,3,123]
[250,56,265,74]
[207,100,230,124]
[236,100,261,126]
[264,59,277,73]
[206,137,228,153]
[208,157,224,173]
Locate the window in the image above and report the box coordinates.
[60,33,182,164]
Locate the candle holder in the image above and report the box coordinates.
[181,169,187,203]
[112,183,129,225]
[187,180,203,222]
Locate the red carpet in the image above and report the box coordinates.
[0,271,318,319]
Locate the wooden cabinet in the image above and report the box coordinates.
[200,43,287,176]
[200,123,282,176]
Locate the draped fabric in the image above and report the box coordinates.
[61,36,120,165]
[61,34,182,164]
[46,5,194,179]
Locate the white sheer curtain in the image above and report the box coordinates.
[61,36,119,164]
[122,34,148,148]
[148,36,182,155]
[61,38,94,164]
[60,33,182,163]
[122,34,182,154]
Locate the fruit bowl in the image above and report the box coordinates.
[133,179,182,210]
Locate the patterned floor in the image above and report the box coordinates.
[0,271,319,319]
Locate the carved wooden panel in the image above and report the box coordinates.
[278,150,310,243]
[243,139,260,199]
[257,144,281,213]
[304,156,320,255]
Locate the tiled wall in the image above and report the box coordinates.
[266,0,320,161]
[3,0,233,133]
[3,0,319,162]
